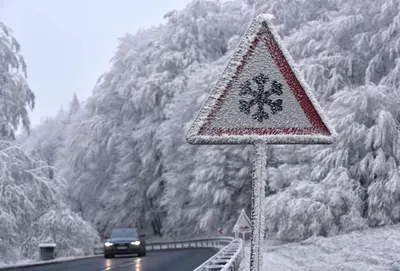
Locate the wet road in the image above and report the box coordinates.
[6,249,215,271]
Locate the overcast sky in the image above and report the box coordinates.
[0,0,192,126]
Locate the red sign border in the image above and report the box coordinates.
[186,15,337,145]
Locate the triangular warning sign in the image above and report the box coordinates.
[186,14,337,145]
[233,209,252,233]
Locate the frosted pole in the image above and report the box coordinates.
[250,142,266,271]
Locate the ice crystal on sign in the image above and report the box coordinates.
[238,73,283,122]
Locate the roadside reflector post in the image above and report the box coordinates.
[39,243,57,261]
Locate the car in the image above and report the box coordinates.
[104,228,146,258]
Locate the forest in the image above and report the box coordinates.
[1,0,400,264]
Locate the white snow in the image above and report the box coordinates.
[38,243,57,248]
[0,255,101,270]
[239,225,400,271]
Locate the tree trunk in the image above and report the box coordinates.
[150,215,162,236]
[359,176,369,218]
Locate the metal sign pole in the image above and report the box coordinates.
[250,143,267,271]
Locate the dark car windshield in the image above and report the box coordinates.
[110,228,138,238]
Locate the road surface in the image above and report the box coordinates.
[7,249,215,271]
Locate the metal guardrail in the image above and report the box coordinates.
[93,236,244,271]
[193,238,243,271]
[93,246,103,254]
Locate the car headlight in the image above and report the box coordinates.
[131,241,141,246]
[104,242,113,247]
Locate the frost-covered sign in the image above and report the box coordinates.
[186,14,337,271]
[186,15,336,145]
[232,209,251,233]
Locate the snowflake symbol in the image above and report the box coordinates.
[238,73,283,122]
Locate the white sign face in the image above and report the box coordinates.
[233,210,252,233]
[212,42,311,130]
[186,14,337,145]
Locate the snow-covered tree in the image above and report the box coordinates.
[261,0,400,240]
[0,141,100,264]
[158,1,254,236]
[56,100,120,225]
[0,22,34,140]
[73,0,251,237]
[313,84,400,226]
[18,93,81,166]
[22,208,100,258]
[17,111,66,166]
[265,167,366,241]
[18,0,400,243]
[68,93,80,116]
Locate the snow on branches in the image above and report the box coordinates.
[0,22,34,140]
[0,141,100,264]
[22,209,100,259]
[265,168,366,242]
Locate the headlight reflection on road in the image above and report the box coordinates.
[105,259,111,271]
[135,258,140,271]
